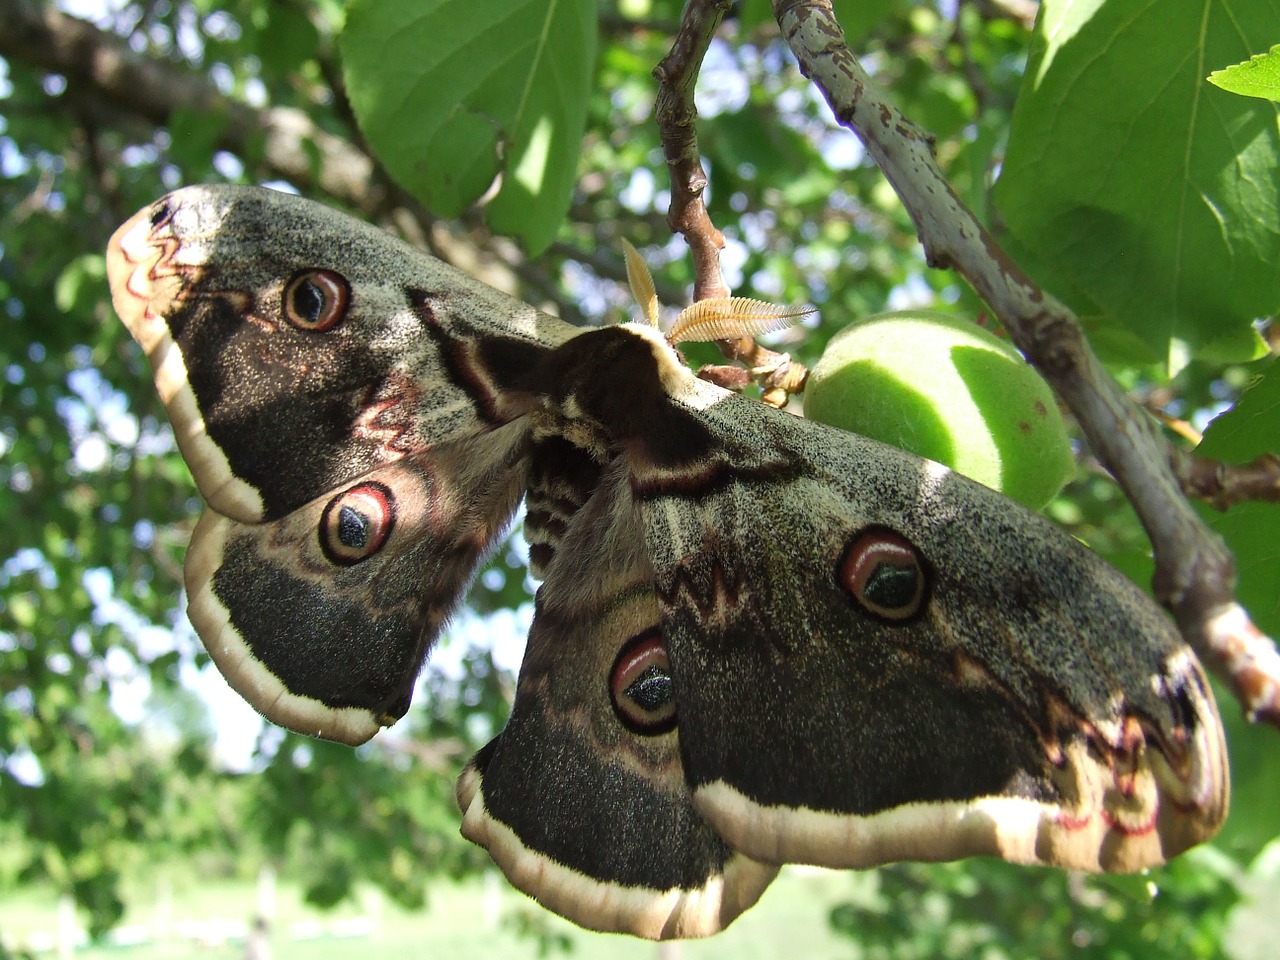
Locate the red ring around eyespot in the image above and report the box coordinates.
[838,526,929,622]
[609,628,677,735]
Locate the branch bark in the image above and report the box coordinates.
[1177,452,1280,511]
[772,0,1280,726]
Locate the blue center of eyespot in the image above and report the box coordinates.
[293,278,324,323]
[626,665,672,711]
[864,563,919,610]
[337,506,370,549]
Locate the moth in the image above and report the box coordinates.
[106,185,1229,940]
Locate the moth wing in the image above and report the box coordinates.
[457,463,778,939]
[106,184,576,523]
[185,428,527,744]
[105,185,577,740]
[637,388,1228,874]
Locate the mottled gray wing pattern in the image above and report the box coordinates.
[457,459,777,939]
[635,378,1228,873]
[107,185,578,522]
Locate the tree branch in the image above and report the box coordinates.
[772,0,1280,726]
[653,0,732,302]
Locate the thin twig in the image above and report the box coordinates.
[772,0,1280,726]
[1178,452,1280,511]
[653,0,733,301]
[652,0,808,405]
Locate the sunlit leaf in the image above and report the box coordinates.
[1209,45,1280,102]
[340,0,597,252]
[996,0,1280,367]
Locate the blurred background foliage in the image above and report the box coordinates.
[1,0,1278,956]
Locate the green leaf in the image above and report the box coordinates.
[1198,361,1280,463]
[1209,44,1280,102]
[995,0,1280,367]
[340,0,597,252]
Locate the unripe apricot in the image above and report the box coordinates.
[803,311,1074,510]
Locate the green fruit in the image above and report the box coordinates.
[803,310,1074,510]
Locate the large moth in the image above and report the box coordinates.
[106,185,1228,940]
